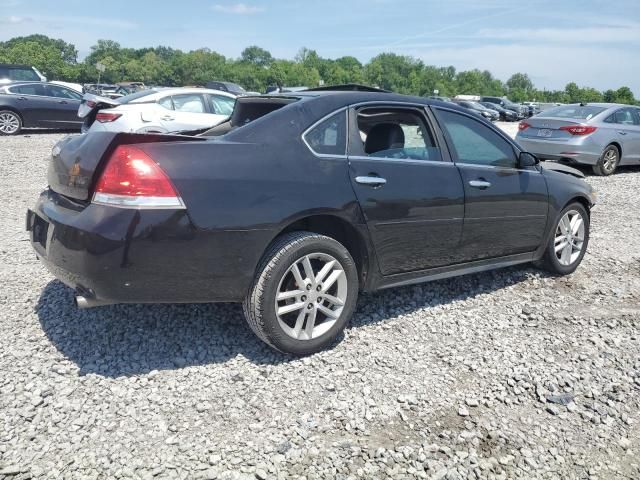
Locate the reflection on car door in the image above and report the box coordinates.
[43,85,82,126]
[159,93,224,132]
[347,105,465,274]
[7,84,49,127]
[434,107,549,261]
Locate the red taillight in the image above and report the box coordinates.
[93,145,184,208]
[559,125,597,136]
[95,112,122,123]
[518,122,530,131]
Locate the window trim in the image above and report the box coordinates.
[301,107,349,159]
[432,106,528,172]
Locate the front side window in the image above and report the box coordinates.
[209,95,235,115]
[355,107,441,161]
[47,85,81,100]
[436,109,517,168]
[172,94,206,113]
[304,110,347,156]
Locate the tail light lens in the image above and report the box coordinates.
[93,145,184,208]
[560,125,597,136]
[95,112,122,123]
[518,122,530,131]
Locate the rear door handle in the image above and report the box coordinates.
[17,96,27,101]
[618,131,628,135]
[469,179,492,189]
[58,100,68,104]
[355,176,387,187]
[161,115,175,121]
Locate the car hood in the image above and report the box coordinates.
[539,161,584,179]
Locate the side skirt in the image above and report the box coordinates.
[376,252,536,290]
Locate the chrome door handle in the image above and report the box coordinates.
[355,176,387,187]
[469,180,492,189]
[161,115,175,121]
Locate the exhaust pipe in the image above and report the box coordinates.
[74,295,114,309]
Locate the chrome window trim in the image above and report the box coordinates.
[301,107,349,159]
[348,155,450,166]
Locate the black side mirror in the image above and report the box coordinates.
[519,152,539,168]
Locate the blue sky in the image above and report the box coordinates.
[1,0,639,95]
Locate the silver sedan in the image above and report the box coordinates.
[515,103,640,175]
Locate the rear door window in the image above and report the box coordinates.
[304,110,347,156]
[172,94,206,113]
[8,84,45,96]
[46,85,82,100]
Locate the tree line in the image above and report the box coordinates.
[0,34,637,105]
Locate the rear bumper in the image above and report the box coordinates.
[516,136,601,165]
[28,189,269,304]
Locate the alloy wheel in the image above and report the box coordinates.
[0,112,20,134]
[554,210,586,266]
[602,148,618,174]
[275,253,347,340]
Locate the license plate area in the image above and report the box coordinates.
[32,214,49,250]
[537,128,553,138]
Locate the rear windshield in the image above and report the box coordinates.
[542,105,606,120]
[116,90,157,104]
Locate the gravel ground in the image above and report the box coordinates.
[0,128,639,480]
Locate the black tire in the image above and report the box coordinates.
[0,110,22,136]
[536,202,590,275]
[592,144,619,176]
[243,231,359,355]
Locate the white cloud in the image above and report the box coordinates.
[0,15,32,24]
[211,3,264,14]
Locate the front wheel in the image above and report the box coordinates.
[0,110,22,135]
[243,232,359,355]
[536,202,589,275]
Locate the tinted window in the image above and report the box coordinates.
[47,85,81,100]
[542,105,605,120]
[610,108,638,125]
[158,96,174,110]
[10,67,39,81]
[304,110,347,156]
[209,95,235,115]
[172,94,206,113]
[356,107,441,161]
[8,84,45,96]
[437,109,516,168]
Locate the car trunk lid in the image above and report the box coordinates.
[48,132,205,201]
[520,117,588,141]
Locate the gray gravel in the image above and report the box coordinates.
[1,129,639,480]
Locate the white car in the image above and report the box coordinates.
[79,88,237,134]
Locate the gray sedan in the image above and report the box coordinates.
[516,103,640,175]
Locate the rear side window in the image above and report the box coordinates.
[436,109,516,168]
[158,96,174,110]
[209,95,235,115]
[605,108,639,125]
[304,110,347,156]
[47,85,81,100]
[10,67,39,81]
[8,84,45,96]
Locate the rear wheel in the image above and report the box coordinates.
[536,202,589,275]
[243,232,359,355]
[0,110,22,135]
[593,145,619,176]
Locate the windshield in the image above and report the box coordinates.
[542,105,607,120]
[116,89,156,104]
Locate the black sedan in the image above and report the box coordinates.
[27,91,596,355]
[479,101,519,121]
[0,82,83,135]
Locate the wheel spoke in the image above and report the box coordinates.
[571,217,583,236]
[277,289,303,301]
[304,308,317,338]
[555,239,568,253]
[322,293,344,307]
[277,302,305,316]
[315,259,336,284]
[302,256,315,282]
[290,263,305,289]
[561,242,572,264]
[318,304,339,319]
[292,310,306,338]
[321,269,343,293]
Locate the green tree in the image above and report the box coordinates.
[240,46,274,67]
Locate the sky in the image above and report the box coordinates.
[1,0,639,95]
